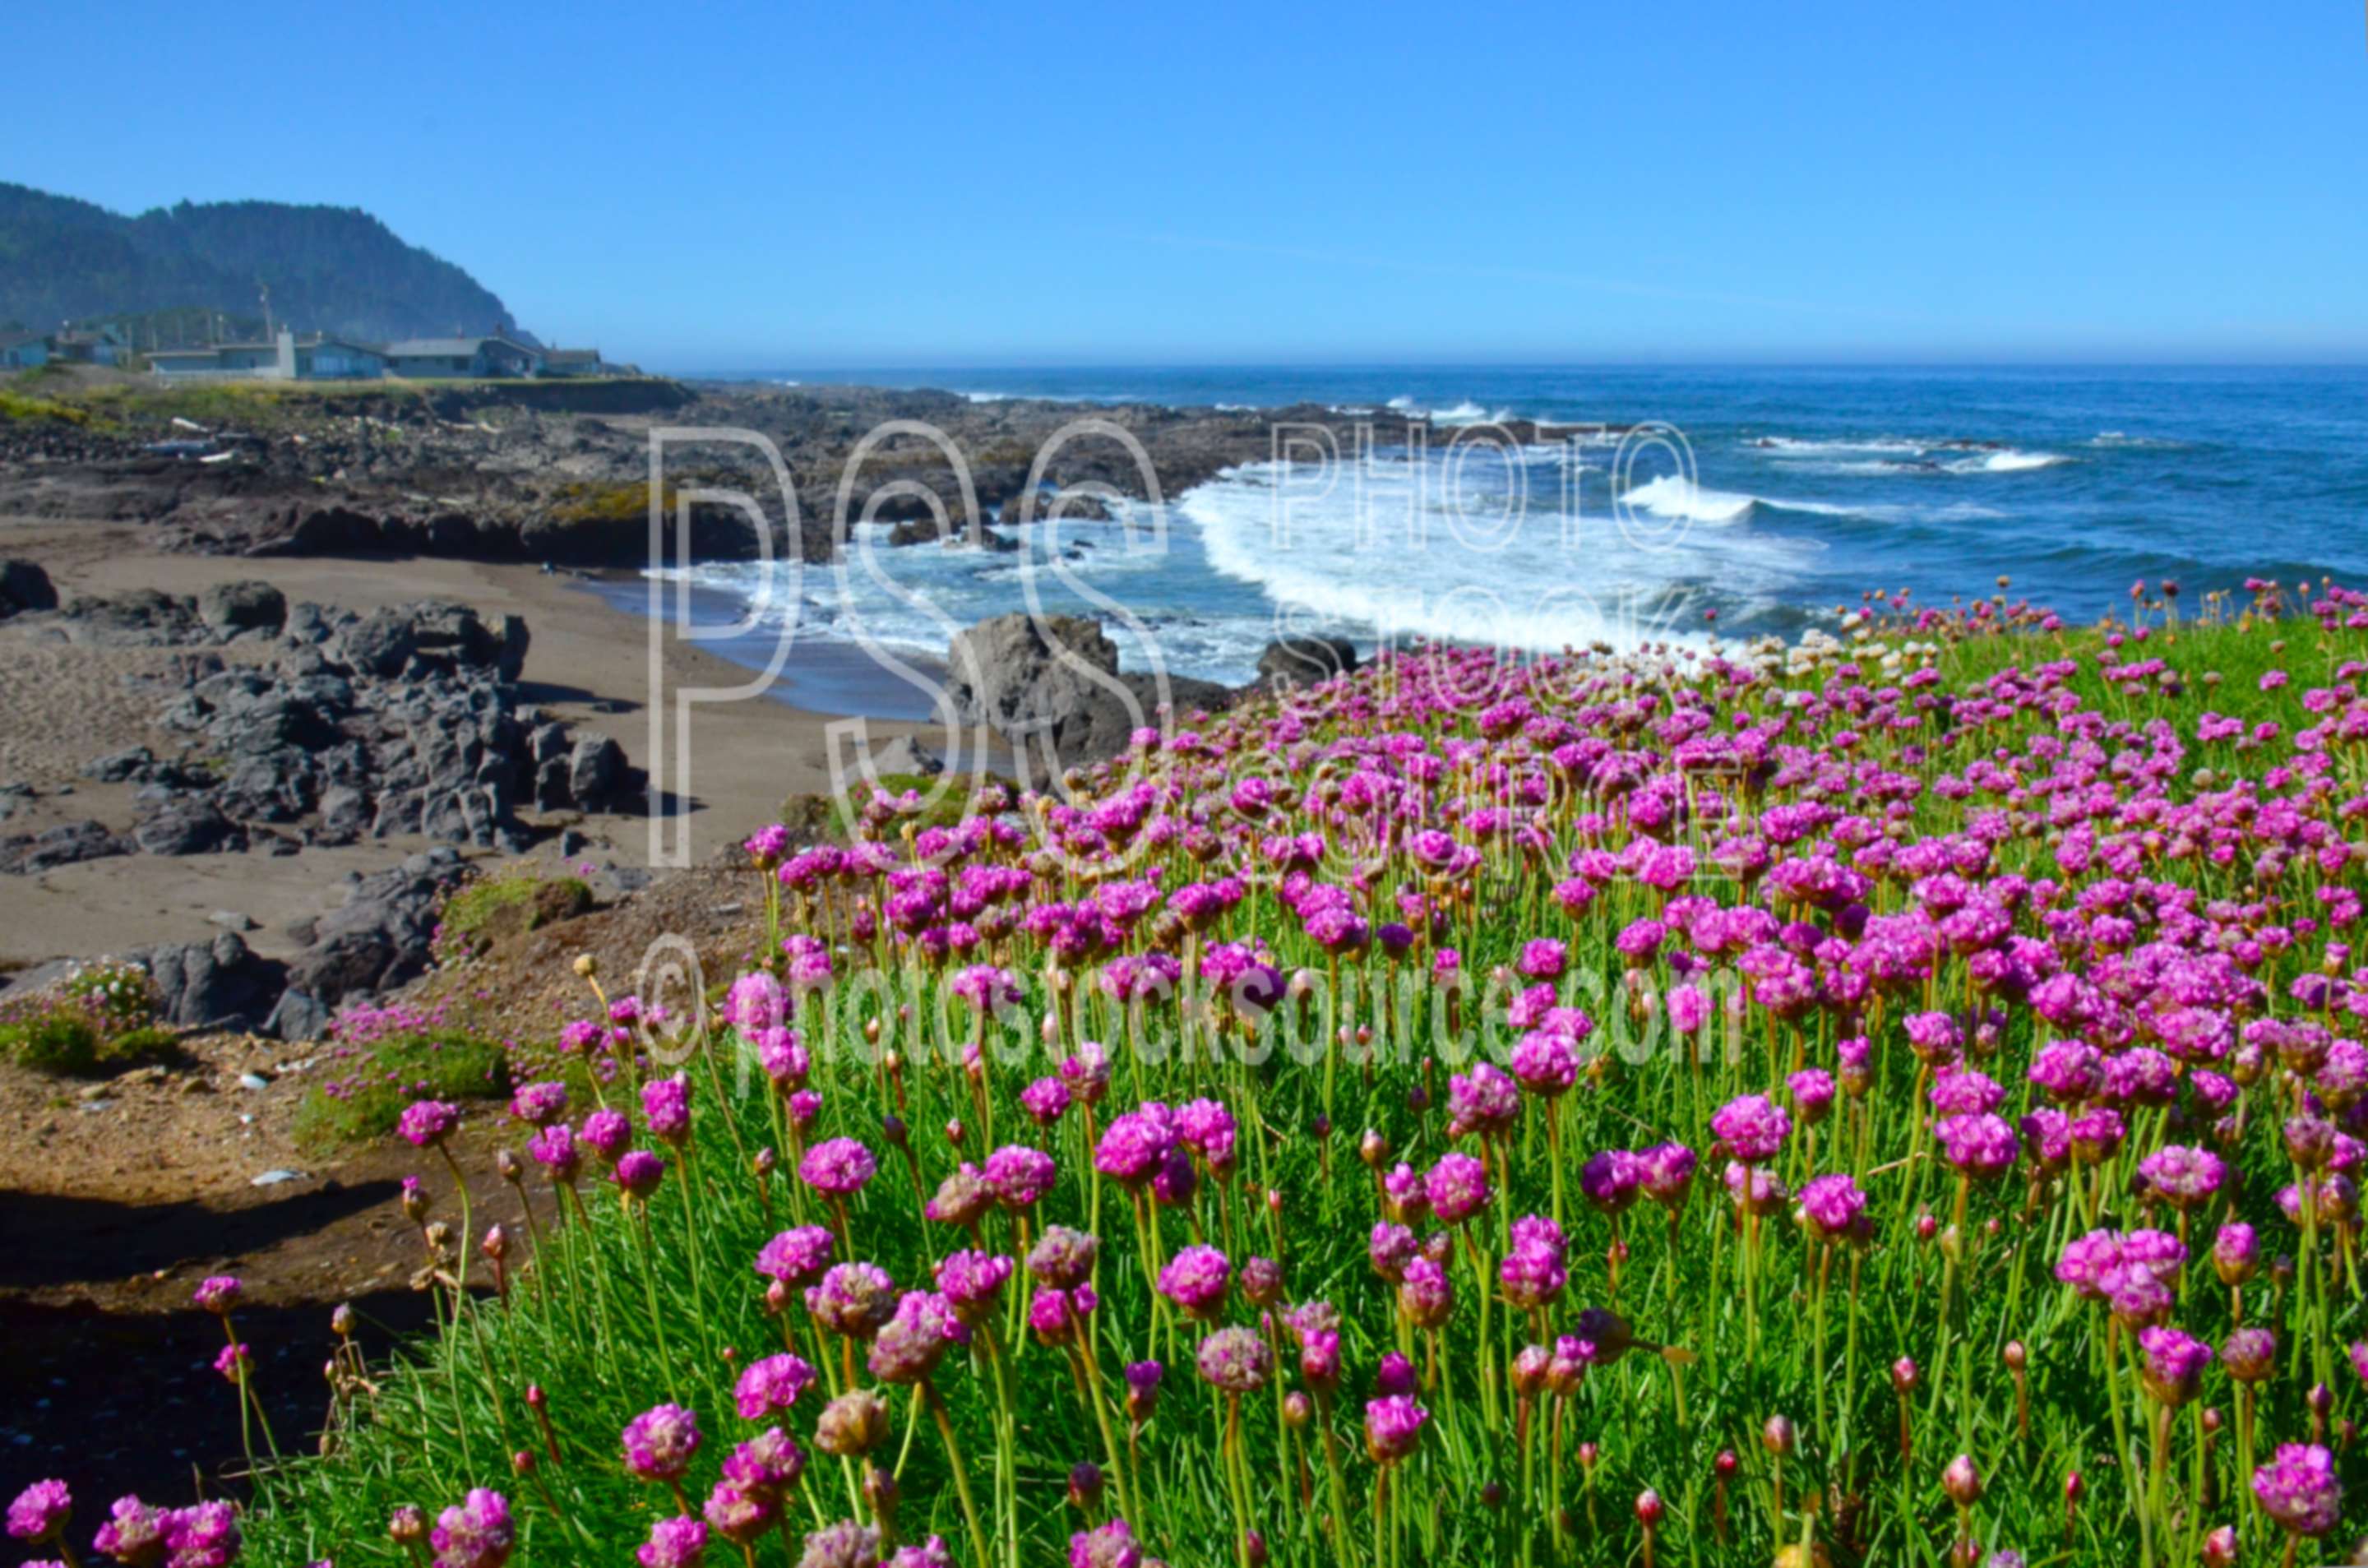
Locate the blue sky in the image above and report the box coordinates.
[9,1,2366,366]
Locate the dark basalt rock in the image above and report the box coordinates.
[0,559,57,617]
[30,596,644,867]
[1256,635,1361,688]
[133,797,246,856]
[266,847,471,1039]
[0,819,131,874]
[197,579,288,636]
[948,612,1231,777]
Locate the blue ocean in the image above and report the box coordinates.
[662,366,2368,691]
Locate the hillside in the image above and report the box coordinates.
[0,183,513,343]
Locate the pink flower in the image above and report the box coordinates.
[2253,1444,2343,1537]
[734,1353,816,1420]
[1425,1151,1492,1224]
[1798,1173,1867,1237]
[1156,1245,1232,1321]
[799,1137,876,1196]
[1363,1395,1430,1464]
[622,1404,702,1482]
[1711,1094,1791,1163]
[399,1099,460,1148]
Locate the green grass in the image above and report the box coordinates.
[292,1029,511,1152]
[439,872,594,957]
[0,1009,104,1074]
[0,387,95,425]
[188,590,2368,1566]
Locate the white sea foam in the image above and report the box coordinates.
[1384,395,1516,426]
[1946,449,2069,474]
[1619,474,1759,524]
[1752,435,1930,456]
[1181,456,1815,654]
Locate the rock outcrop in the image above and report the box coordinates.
[265,847,472,1040]
[0,558,57,617]
[947,613,1230,776]
[1256,635,1361,688]
[6,591,643,868]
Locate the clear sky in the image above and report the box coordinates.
[9,1,2367,367]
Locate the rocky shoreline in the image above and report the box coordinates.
[0,377,1606,567]
[0,377,1415,1048]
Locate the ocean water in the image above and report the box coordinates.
[662,366,2368,691]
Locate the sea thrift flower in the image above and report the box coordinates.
[639,1525,701,1568]
[400,1098,460,1148]
[869,1291,969,1384]
[1445,1063,1520,1139]
[1363,1395,1430,1464]
[806,1263,899,1339]
[1020,1077,1072,1126]
[932,1250,1015,1324]
[983,1144,1058,1209]
[802,1520,883,1568]
[1578,1149,1643,1214]
[428,1490,514,1568]
[643,1074,692,1146]
[1787,1069,1836,1124]
[580,1108,633,1163]
[799,1137,876,1196]
[614,1148,667,1200]
[2136,1326,2213,1405]
[735,1353,816,1420]
[755,1226,835,1286]
[164,1501,241,1568]
[1068,1519,1142,1568]
[1124,1361,1163,1424]
[2252,1444,2343,1537]
[1397,1256,1455,1328]
[2138,1145,2226,1210]
[2223,1327,2279,1384]
[1640,1142,1698,1210]
[7,1480,68,1544]
[1425,1151,1492,1223]
[192,1275,242,1315]
[1029,1284,1098,1346]
[622,1404,703,1482]
[1157,1245,1232,1320]
[1936,1112,2019,1178]
[94,1495,168,1564]
[925,1163,992,1228]
[509,1080,568,1126]
[1510,1030,1579,1096]
[1196,1325,1273,1393]
[1798,1173,1867,1238]
[1027,1226,1100,1288]
[724,1428,806,1497]
[1711,1094,1791,1163]
[703,1482,775,1550]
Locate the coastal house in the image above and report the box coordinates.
[146,339,284,378]
[382,335,543,379]
[137,326,599,382]
[0,331,51,369]
[49,327,127,365]
[296,336,388,378]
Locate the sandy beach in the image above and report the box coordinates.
[0,513,909,973]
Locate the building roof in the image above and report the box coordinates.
[543,348,601,364]
[382,337,494,358]
[146,343,275,359]
[384,335,541,358]
[0,331,47,350]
